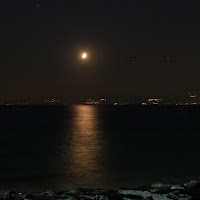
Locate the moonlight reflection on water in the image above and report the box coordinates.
[64,106,105,187]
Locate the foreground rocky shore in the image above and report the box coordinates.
[1,180,200,200]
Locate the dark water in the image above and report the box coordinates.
[0,105,199,192]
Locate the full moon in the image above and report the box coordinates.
[82,53,87,59]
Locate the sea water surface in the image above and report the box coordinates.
[0,105,199,192]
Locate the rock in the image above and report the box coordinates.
[150,189,159,193]
[119,190,152,198]
[171,185,185,190]
[44,190,55,196]
[169,190,192,200]
[78,195,108,200]
[119,190,176,200]
[123,198,134,200]
[24,190,55,200]
[184,180,199,188]
[0,191,24,200]
[123,198,144,200]
[151,193,172,200]
[23,194,37,200]
[151,183,172,190]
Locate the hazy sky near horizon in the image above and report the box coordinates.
[1,0,200,99]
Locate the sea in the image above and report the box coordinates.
[0,105,199,192]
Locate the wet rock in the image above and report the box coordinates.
[171,185,185,190]
[23,194,37,200]
[119,190,182,200]
[186,182,200,199]
[151,183,172,190]
[123,198,145,200]
[184,180,199,188]
[169,190,192,200]
[151,193,172,200]
[56,193,73,199]
[79,195,109,200]
[119,190,152,198]
[65,190,78,195]
[123,198,134,200]
[44,190,55,196]
[0,191,24,200]
[24,190,55,200]
[150,189,159,193]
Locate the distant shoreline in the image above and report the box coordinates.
[1,104,200,106]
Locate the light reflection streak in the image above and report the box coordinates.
[64,105,104,187]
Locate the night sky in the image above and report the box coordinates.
[1,0,200,100]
